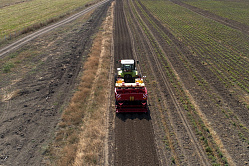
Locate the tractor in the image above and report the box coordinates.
[114,59,148,113]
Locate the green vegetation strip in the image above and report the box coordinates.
[0,0,93,38]
[183,0,249,26]
[132,0,230,164]
[140,0,249,94]
[136,0,249,164]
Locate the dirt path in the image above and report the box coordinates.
[124,0,212,164]
[1,0,248,165]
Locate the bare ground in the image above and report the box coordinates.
[0,2,111,165]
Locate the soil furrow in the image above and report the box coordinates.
[127,0,213,165]
[113,0,159,165]
[135,0,249,165]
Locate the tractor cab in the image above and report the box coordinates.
[121,60,135,72]
[117,59,140,83]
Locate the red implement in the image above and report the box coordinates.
[115,83,148,113]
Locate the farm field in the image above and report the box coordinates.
[179,0,249,26]
[0,0,249,165]
[0,0,96,41]
[110,0,249,165]
[0,1,112,165]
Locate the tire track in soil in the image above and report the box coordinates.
[127,0,211,165]
[124,1,175,164]
[135,0,249,165]
[115,114,158,165]
[113,0,159,165]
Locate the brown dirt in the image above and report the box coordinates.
[108,0,249,165]
[0,3,111,165]
[109,0,159,165]
[124,0,210,164]
[72,2,114,165]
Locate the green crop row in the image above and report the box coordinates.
[132,0,249,164]
[137,0,249,164]
[129,0,229,164]
[182,0,249,26]
[124,1,183,164]
[140,0,249,96]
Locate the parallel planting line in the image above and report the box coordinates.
[170,0,249,36]
[124,0,177,165]
[113,0,159,165]
[135,0,242,164]
[129,0,211,165]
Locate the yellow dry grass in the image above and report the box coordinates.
[50,2,114,165]
[73,3,114,165]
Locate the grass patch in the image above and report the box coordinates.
[0,0,97,41]
[141,0,249,95]
[183,0,249,26]
[0,49,40,75]
[2,62,14,73]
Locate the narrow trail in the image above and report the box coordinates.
[111,0,249,165]
[0,2,112,165]
[112,0,211,165]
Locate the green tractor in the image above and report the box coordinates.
[116,59,141,83]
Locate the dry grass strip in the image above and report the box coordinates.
[49,2,114,166]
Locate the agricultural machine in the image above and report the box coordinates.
[115,59,148,113]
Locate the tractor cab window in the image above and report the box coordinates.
[122,64,134,72]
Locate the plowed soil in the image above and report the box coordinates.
[1,0,249,165]
[0,3,110,165]
[110,0,249,165]
[111,0,159,165]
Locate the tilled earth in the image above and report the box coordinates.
[0,3,110,165]
[109,0,159,165]
[134,1,249,165]
[109,0,249,165]
[1,0,249,165]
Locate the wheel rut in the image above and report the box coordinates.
[112,0,159,165]
[125,0,211,165]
